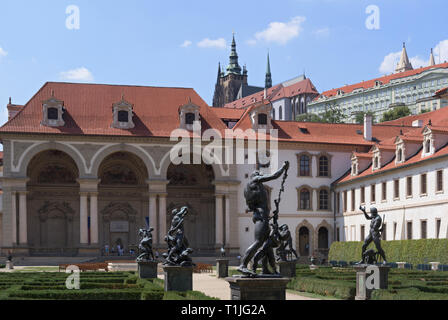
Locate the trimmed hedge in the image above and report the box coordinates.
[329,239,448,265]
[287,276,356,300]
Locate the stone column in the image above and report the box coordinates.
[215,194,224,247]
[158,194,167,244]
[225,195,231,247]
[90,192,98,244]
[11,192,17,245]
[18,191,28,244]
[79,192,89,244]
[149,194,157,242]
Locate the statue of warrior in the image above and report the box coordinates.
[275,224,299,262]
[358,206,387,264]
[163,206,194,267]
[136,227,155,262]
[237,161,289,276]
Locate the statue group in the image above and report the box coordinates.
[358,205,387,265]
[238,161,298,277]
[136,206,194,267]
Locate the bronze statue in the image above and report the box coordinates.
[136,227,155,262]
[275,224,299,262]
[237,161,289,276]
[163,206,194,267]
[358,206,387,264]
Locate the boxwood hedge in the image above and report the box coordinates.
[329,239,448,265]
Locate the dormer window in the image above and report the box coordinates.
[41,95,65,127]
[249,103,273,131]
[179,100,200,131]
[425,138,431,154]
[373,155,379,170]
[352,162,358,176]
[112,97,134,129]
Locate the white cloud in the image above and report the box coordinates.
[197,38,226,49]
[180,40,192,48]
[313,27,330,38]
[60,67,94,82]
[253,16,306,45]
[379,51,401,74]
[433,39,448,63]
[0,47,8,57]
[246,39,257,46]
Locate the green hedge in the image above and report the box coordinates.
[8,289,144,300]
[287,276,356,300]
[329,239,448,265]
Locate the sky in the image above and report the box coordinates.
[0,0,447,126]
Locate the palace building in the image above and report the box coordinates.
[308,44,448,123]
[0,81,447,259]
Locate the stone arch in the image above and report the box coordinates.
[314,219,333,253]
[295,219,314,257]
[17,142,87,177]
[90,144,154,178]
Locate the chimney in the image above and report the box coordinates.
[364,114,372,141]
[7,97,22,120]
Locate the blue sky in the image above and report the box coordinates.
[0,0,447,125]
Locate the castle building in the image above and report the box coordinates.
[308,44,448,123]
[212,35,266,107]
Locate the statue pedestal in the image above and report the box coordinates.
[278,261,296,278]
[354,264,390,300]
[6,261,13,270]
[225,276,291,300]
[138,261,158,279]
[163,266,193,292]
[430,262,440,271]
[216,259,229,278]
[396,262,406,269]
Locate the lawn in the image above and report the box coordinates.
[0,271,217,300]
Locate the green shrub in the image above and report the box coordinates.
[8,289,143,300]
[287,276,356,300]
[140,290,164,300]
[329,239,448,265]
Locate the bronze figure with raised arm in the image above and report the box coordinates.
[358,205,387,264]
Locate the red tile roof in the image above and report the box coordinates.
[315,62,448,100]
[211,107,245,120]
[0,82,228,137]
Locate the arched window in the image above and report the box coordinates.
[425,139,431,153]
[272,108,276,120]
[300,188,311,210]
[319,189,329,210]
[374,156,379,169]
[318,227,329,249]
[258,113,268,125]
[279,106,283,120]
[299,155,310,176]
[318,156,329,176]
[397,148,403,162]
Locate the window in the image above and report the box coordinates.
[425,139,431,153]
[319,189,329,210]
[374,156,379,169]
[360,186,365,204]
[319,156,329,177]
[185,112,195,125]
[278,106,283,120]
[351,189,355,211]
[343,191,347,212]
[437,170,443,192]
[258,113,267,125]
[299,155,310,176]
[436,219,441,239]
[421,174,427,195]
[300,189,311,210]
[118,110,129,122]
[382,182,387,201]
[47,107,58,120]
[382,223,387,240]
[394,179,400,199]
[407,221,413,240]
[421,220,427,239]
[406,176,413,197]
[397,148,403,162]
[360,225,365,241]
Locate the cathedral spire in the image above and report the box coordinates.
[429,48,436,66]
[265,52,272,88]
[395,42,413,73]
[216,62,222,82]
[226,33,242,75]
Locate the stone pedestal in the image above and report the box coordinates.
[278,261,296,278]
[309,264,319,270]
[163,266,193,292]
[225,276,291,300]
[354,264,390,300]
[6,261,13,270]
[138,261,158,279]
[396,262,406,269]
[430,262,440,271]
[216,259,229,278]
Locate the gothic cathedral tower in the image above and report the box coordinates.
[212,34,248,107]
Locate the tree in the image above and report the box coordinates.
[380,106,411,122]
[355,111,376,124]
[296,106,347,124]
[419,108,430,114]
[296,113,323,122]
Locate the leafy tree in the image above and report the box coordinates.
[419,108,430,114]
[380,106,411,122]
[296,106,347,124]
[296,113,323,122]
[354,111,376,124]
